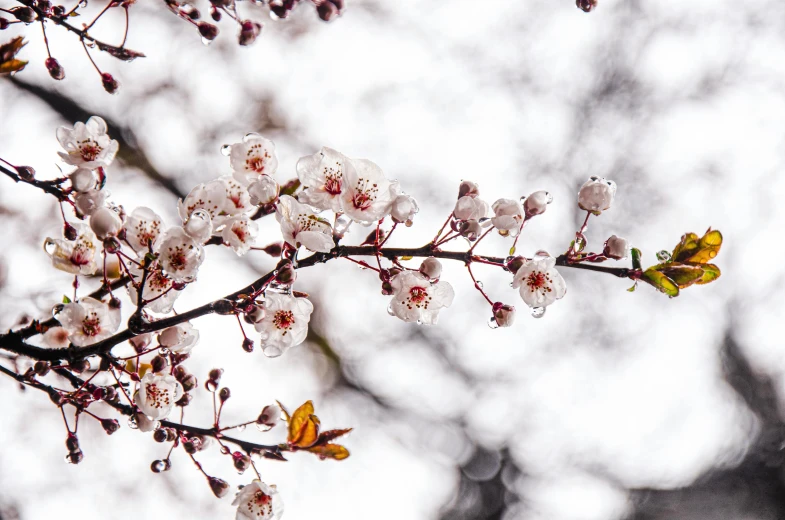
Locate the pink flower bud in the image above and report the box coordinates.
[492,303,516,327]
[458,181,480,199]
[90,207,123,239]
[419,257,442,280]
[603,235,629,260]
[198,21,219,41]
[238,20,262,46]
[45,57,65,80]
[101,73,119,94]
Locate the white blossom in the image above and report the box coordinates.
[68,168,97,193]
[74,189,108,216]
[223,175,254,217]
[297,147,346,213]
[178,177,252,229]
[125,207,164,251]
[222,215,258,255]
[158,227,205,283]
[254,292,314,358]
[44,223,99,275]
[389,271,455,325]
[340,157,398,223]
[275,195,335,253]
[42,326,70,349]
[126,263,180,314]
[55,296,121,347]
[419,257,442,280]
[604,235,629,260]
[491,198,524,236]
[454,195,489,221]
[230,135,278,185]
[134,372,183,420]
[248,175,279,206]
[578,176,616,214]
[90,206,123,240]
[233,480,284,520]
[511,253,567,308]
[56,116,119,169]
[158,322,199,354]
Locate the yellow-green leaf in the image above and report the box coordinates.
[696,263,721,285]
[642,268,679,297]
[307,443,350,460]
[0,37,27,74]
[686,229,722,264]
[658,264,706,289]
[671,232,700,263]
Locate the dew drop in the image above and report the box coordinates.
[237,424,246,432]
[487,317,499,329]
[158,347,170,356]
[656,250,671,262]
[44,238,57,255]
[151,460,165,473]
[386,303,395,316]
[201,37,213,46]
[545,192,554,204]
[220,446,231,455]
[243,132,261,143]
[52,304,65,317]
[127,416,139,430]
[531,306,546,319]
[220,144,232,156]
[475,281,484,289]
[416,319,423,325]
[162,459,172,471]
[262,345,283,358]
[255,423,273,433]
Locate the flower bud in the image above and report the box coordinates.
[197,21,218,41]
[74,189,108,216]
[209,477,230,498]
[101,418,120,435]
[16,165,35,181]
[458,181,480,199]
[208,368,224,383]
[181,374,198,392]
[173,365,188,381]
[523,190,551,217]
[505,255,525,274]
[183,209,213,244]
[90,207,123,239]
[391,193,418,225]
[151,355,167,374]
[492,303,516,327]
[153,428,168,443]
[316,0,340,21]
[248,176,279,205]
[233,452,251,473]
[65,433,80,452]
[243,303,265,324]
[419,257,442,280]
[219,387,231,402]
[68,168,95,192]
[71,358,90,373]
[130,332,152,353]
[62,222,78,241]
[67,450,84,464]
[454,196,489,221]
[275,260,296,285]
[176,393,192,407]
[257,404,279,429]
[151,459,165,473]
[52,5,64,16]
[603,235,629,260]
[238,20,262,46]
[576,0,598,12]
[261,242,283,257]
[242,338,254,352]
[11,6,35,23]
[34,361,50,376]
[0,18,9,30]
[459,220,482,241]
[45,57,65,80]
[577,176,616,214]
[101,73,119,94]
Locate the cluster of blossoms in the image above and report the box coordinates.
[0,112,722,518]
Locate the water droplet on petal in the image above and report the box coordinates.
[487,317,499,329]
[531,306,546,318]
[220,144,232,156]
[158,347,170,356]
[256,422,273,433]
[387,303,395,316]
[656,250,671,262]
[243,132,261,143]
[44,238,57,255]
[52,303,65,317]
[262,345,283,358]
[201,37,213,46]
[545,192,554,204]
[127,416,139,429]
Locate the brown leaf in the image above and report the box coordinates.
[306,443,350,460]
[288,400,320,448]
[316,428,353,445]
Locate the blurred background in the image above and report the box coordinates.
[1,0,784,519]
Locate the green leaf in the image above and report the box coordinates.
[696,263,721,285]
[671,232,700,263]
[280,179,301,197]
[62,295,72,304]
[671,229,722,265]
[641,268,679,297]
[509,246,516,256]
[631,248,642,270]
[627,283,637,292]
[658,264,705,288]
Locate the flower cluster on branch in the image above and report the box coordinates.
[0,115,721,516]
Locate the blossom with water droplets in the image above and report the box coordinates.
[511,253,566,308]
[233,480,284,520]
[454,195,489,221]
[55,296,121,346]
[419,257,442,280]
[44,223,99,275]
[389,271,454,324]
[523,190,551,217]
[275,195,335,253]
[604,235,629,260]
[297,147,346,213]
[340,157,398,223]
[578,176,616,214]
[183,209,213,245]
[230,135,278,185]
[254,292,314,358]
[56,116,119,169]
[222,215,258,256]
[126,262,180,314]
[158,227,205,283]
[390,189,419,225]
[491,198,524,236]
[125,207,164,252]
[134,372,183,420]
[158,322,199,354]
